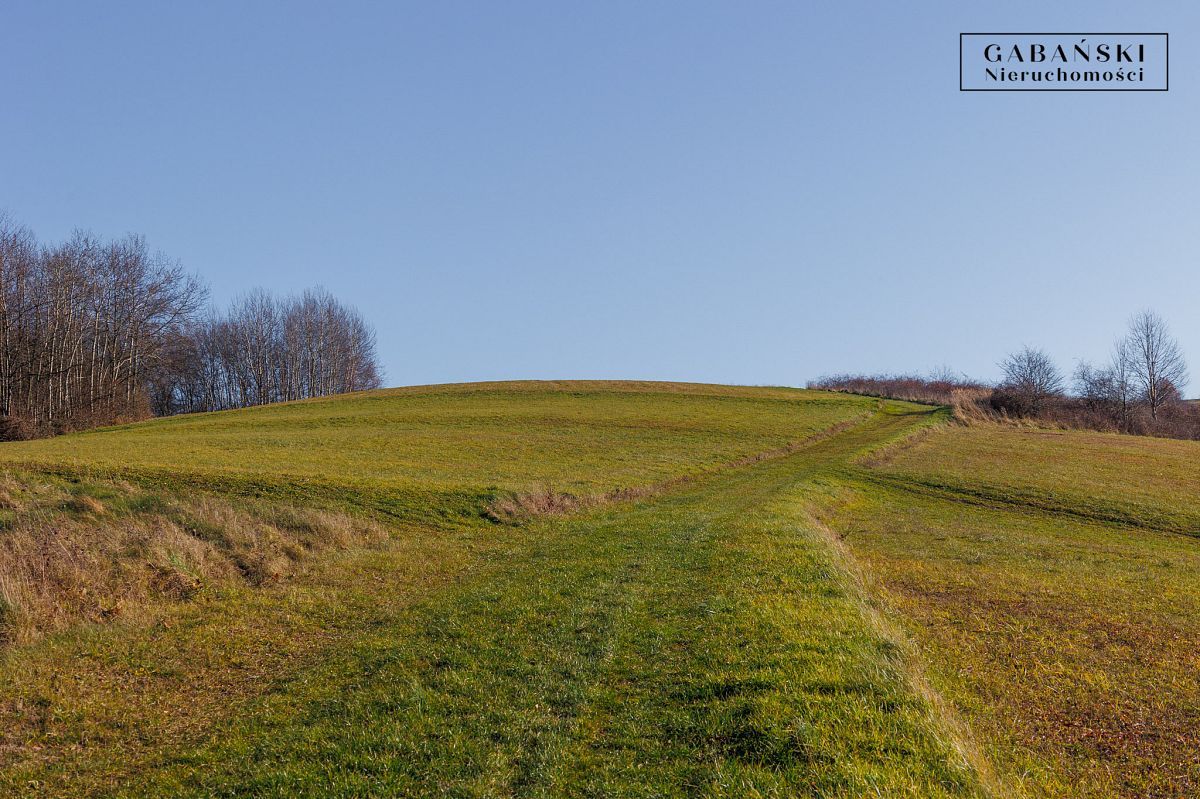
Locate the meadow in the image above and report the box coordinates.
[0,381,866,495]
[871,424,1200,533]
[836,422,1200,796]
[0,381,1193,797]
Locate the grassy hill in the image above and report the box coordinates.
[0,381,1194,797]
[0,381,868,492]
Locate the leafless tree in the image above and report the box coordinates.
[1109,338,1136,427]
[0,218,206,437]
[151,287,382,415]
[999,346,1063,414]
[1073,338,1137,430]
[1124,310,1187,420]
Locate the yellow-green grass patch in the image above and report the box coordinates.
[0,382,873,499]
[824,482,1200,798]
[872,424,1200,534]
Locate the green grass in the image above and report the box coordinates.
[0,385,984,797]
[107,411,981,798]
[0,383,1195,797]
[0,381,871,497]
[873,424,1200,533]
[829,421,1200,797]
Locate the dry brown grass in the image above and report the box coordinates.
[0,472,388,646]
[948,388,996,425]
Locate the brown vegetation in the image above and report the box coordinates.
[813,311,1200,441]
[0,215,382,439]
[807,372,989,406]
[0,472,387,646]
[818,372,1200,441]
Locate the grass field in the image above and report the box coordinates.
[0,381,1194,797]
[870,424,1200,533]
[0,381,869,495]
[839,422,1200,797]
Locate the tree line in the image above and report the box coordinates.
[996,310,1189,434]
[811,310,1198,440]
[0,216,381,439]
[148,287,381,416]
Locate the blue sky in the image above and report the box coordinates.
[3,2,1196,388]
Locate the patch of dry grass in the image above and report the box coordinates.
[0,471,387,646]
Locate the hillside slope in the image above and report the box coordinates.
[0,382,1194,797]
[837,421,1200,797]
[0,381,871,496]
[0,382,878,644]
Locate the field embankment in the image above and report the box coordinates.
[0,472,387,645]
[871,424,1200,533]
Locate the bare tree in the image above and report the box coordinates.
[999,346,1063,414]
[1074,360,1103,402]
[1125,310,1187,420]
[0,215,383,435]
[1073,338,1137,430]
[0,219,206,437]
[152,287,382,415]
[1108,338,1136,428]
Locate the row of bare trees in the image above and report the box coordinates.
[0,216,206,437]
[812,311,1196,440]
[997,311,1190,435]
[0,216,382,438]
[148,288,381,415]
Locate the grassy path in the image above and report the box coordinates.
[85,407,981,798]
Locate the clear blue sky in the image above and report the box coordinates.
[3,2,1196,388]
